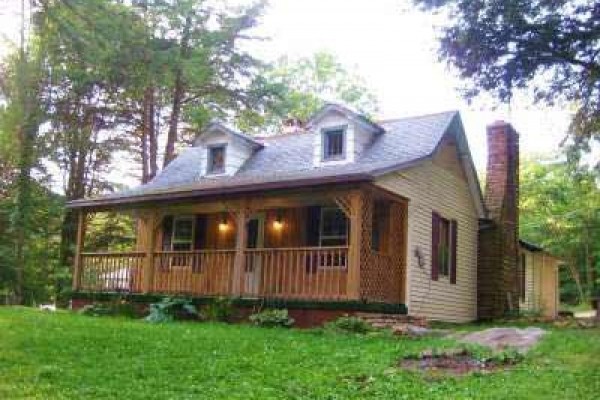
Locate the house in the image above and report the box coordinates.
[68,103,529,323]
[518,240,562,318]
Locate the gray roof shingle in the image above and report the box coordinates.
[70,110,460,206]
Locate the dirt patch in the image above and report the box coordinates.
[399,348,521,376]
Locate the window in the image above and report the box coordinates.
[319,207,348,246]
[207,145,226,174]
[171,216,194,251]
[438,217,451,277]
[431,212,457,283]
[519,253,526,300]
[322,128,346,160]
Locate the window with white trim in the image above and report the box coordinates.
[171,216,195,251]
[322,128,346,160]
[319,207,348,246]
[207,145,226,174]
[438,217,451,277]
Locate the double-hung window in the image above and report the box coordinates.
[438,217,451,277]
[207,145,226,174]
[322,128,346,160]
[319,207,348,246]
[170,216,195,267]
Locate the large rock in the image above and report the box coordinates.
[459,327,546,353]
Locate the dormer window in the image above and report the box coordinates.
[207,144,226,174]
[322,127,346,161]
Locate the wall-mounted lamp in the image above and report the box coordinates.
[218,213,229,233]
[272,211,284,231]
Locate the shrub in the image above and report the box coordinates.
[202,297,234,322]
[249,309,294,328]
[326,316,372,334]
[145,297,198,323]
[78,300,136,318]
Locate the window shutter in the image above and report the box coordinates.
[305,206,321,273]
[161,215,174,251]
[194,215,207,250]
[431,211,440,281]
[305,206,321,246]
[450,219,457,284]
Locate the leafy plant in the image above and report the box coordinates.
[249,309,294,328]
[325,316,372,334]
[77,300,136,318]
[202,297,234,322]
[145,297,198,323]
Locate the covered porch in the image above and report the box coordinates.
[72,185,408,304]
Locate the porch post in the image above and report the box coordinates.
[347,190,363,299]
[232,208,248,296]
[72,209,87,291]
[142,212,157,293]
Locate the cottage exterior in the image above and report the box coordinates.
[518,240,561,318]
[69,104,527,323]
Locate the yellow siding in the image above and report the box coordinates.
[520,249,559,318]
[375,158,478,322]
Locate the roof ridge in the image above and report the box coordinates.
[377,110,458,124]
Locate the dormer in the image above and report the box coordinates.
[306,104,384,167]
[194,121,263,177]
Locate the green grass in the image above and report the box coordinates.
[1,307,599,399]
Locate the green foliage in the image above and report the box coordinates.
[249,309,294,328]
[145,297,198,323]
[326,315,373,334]
[413,0,600,166]
[240,51,379,133]
[520,156,600,303]
[202,297,234,322]
[2,308,600,398]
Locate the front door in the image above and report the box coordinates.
[244,213,265,295]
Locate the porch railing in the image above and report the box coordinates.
[79,252,145,292]
[78,246,349,300]
[242,247,348,300]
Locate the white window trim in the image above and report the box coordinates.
[206,144,227,175]
[321,126,347,162]
[318,207,348,269]
[171,215,195,252]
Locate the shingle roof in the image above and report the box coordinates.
[69,110,464,208]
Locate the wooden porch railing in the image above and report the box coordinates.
[151,250,236,295]
[242,247,349,300]
[79,252,145,292]
[79,247,349,300]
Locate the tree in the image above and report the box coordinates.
[240,52,378,132]
[413,0,600,168]
[520,155,600,303]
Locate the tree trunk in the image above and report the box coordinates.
[163,16,192,168]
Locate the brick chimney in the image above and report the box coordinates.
[478,121,520,319]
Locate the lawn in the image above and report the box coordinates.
[0,307,599,399]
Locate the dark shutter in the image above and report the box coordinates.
[450,219,457,284]
[194,215,207,250]
[431,211,440,281]
[306,206,321,246]
[161,215,174,251]
[192,215,207,273]
[305,206,321,273]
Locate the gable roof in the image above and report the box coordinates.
[195,120,264,150]
[68,109,486,217]
[305,103,384,134]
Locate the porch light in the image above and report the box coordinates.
[273,211,284,231]
[218,213,229,232]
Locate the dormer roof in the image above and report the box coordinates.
[195,120,264,150]
[305,103,384,134]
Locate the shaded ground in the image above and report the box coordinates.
[1,308,600,399]
[458,327,546,353]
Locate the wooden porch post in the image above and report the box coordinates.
[142,212,158,293]
[232,208,248,296]
[347,190,364,299]
[72,209,87,291]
